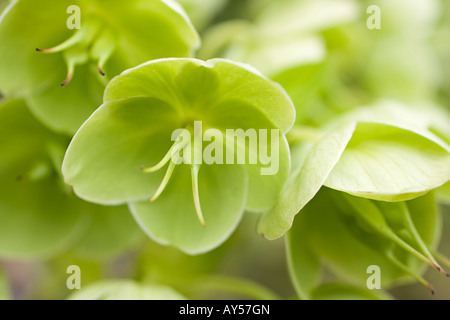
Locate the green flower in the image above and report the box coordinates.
[0,0,199,134]
[287,188,443,299]
[63,58,295,254]
[0,99,142,259]
[261,112,450,297]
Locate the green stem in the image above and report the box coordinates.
[287,125,323,145]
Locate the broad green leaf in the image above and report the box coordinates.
[0,99,87,259]
[311,284,391,300]
[105,58,296,134]
[68,280,186,300]
[324,122,450,201]
[0,267,10,300]
[130,163,247,255]
[258,122,356,239]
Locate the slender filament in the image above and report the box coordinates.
[388,231,448,277]
[149,160,176,202]
[191,165,206,228]
[36,30,85,53]
[141,137,188,173]
[385,250,435,295]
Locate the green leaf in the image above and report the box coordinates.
[324,122,450,201]
[259,122,356,239]
[130,163,247,255]
[67,280,186,300]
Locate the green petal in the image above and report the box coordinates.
[287,189,434,292]
[287,189,403,296]
[0,99,87,259]
[130,163,247,255]
[285,214,320,300]
[0,0,72,95]
[68,279,186,300]
[258,122,356,239]
[26,64,104,135]
[70,204,144,260]
[100,0,200,61]
[63,96,183,204]
[0,0,200,134]
[105,58,296,134]
[325,122,450,201]
[207,99,291,212]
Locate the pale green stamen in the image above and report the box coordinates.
[149,160,176,202]
[191,164,206,228]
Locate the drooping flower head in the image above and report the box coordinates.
[0,0,199,134]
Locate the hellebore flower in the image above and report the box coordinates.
[287,188,444,299]
[62,58,296,254]
[0,0,199,134]
[0,99,142,259]
[260,110,450,296]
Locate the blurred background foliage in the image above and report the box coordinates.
[0,0,449,300]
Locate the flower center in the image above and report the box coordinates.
[141,127,207,227]
[36,17,117,86]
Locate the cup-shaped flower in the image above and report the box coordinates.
[259,114,450,296]
[0,0,200,134]
[0,99,142,259]
[260,120,450,239]
[287,188,444,299]
[62,58,296,254]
